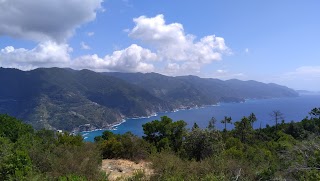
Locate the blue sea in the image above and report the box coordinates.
[81,94,320,142]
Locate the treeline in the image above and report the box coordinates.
[94,108,320,180]
[1,108,320,180]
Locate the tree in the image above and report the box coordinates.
[142,116,187,152]
[234,116,253,143]
[270,110,284,130]
[248,113,257,127]
[0,114,34,142]
[208,117,217,130]
[56,132,83,146]
[192,122,199,131]
[309,107,320,119]
[221,116,232,131]
[101,130,116,141]
[183,128,223,161]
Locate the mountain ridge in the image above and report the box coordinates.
[105,72,298,105]
[0,67,298,131]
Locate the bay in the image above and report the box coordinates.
[81,94,320,142]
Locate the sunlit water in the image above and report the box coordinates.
[81,94,320,142]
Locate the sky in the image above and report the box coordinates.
[0,0,320,91]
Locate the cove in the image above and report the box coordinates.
[81,94,320,142]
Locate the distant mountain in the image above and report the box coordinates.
[105,72,298,106]
[296,90,320,95]
[0,68,298,131]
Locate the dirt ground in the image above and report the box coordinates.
[101,159,153,180]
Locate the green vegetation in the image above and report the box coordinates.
[0,68,169,131]
[2,107,320,180]
[0,67,298,131]
[0,114,106,180]
[94,131,151,161]
[107,72,298,108]
[96,108,320,180]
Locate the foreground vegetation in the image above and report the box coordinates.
[0,114,106,180]
[1,107,320,180]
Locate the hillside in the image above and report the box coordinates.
[0,68,170,131]
[0,68,298,131]
[106,72,298,107]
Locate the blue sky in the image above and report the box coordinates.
[0,0,320,90]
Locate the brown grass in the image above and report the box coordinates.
[101,159,153,181]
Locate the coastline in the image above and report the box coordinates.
[78,102,222,137]
[79,95,300,137]
[81,94,316,142]
[100,95,301,132]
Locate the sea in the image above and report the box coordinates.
[81,94,320,142]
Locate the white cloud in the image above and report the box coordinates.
[0,41,72,70]
[0,43,157,72]
[245,48,249,53]
[87,32,95,37]
[129,14,229,75]
[0,13,231,76]
[216,69,227,73]
[80,42,91,50]
[73,44,156,72]
[211,69,245,80]
[279,66,320,81]
[123,29,130,33]
[0,0,103,43]
[163,62,202,75]
[269,66,320,91]
[292,66,320,76]
[165,63,181,74]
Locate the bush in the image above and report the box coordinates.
[97,131,152,161]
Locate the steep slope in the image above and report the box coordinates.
[0,68,298,131]
[106,72,299,106]
[0,68,170,131]
[224,79,299,98]
[106,72,213,107]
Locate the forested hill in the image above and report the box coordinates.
[0,68,298,131]
[0,68,170,131]
[106,72,298,107]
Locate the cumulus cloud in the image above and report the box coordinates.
[80,42,91,50]
[163,62,203,75]
[0,43,156,72]
[0,41,72,70]
[0,13,230,75]
[129,14,229,74]
[0,0,103,42]
[165,63,181,74]
[73,44,157,72]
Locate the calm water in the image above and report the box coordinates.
[81,94,320,142]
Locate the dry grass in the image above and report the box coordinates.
[101,159,153,181]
